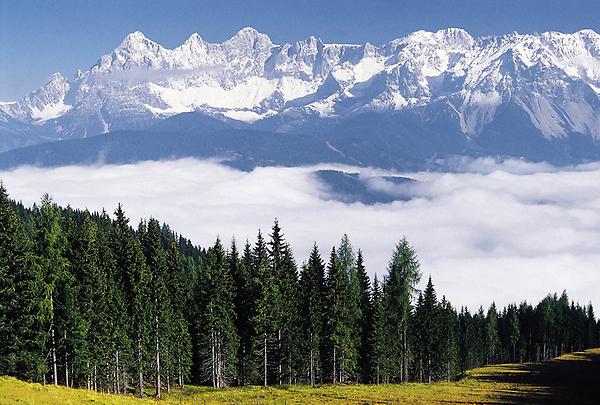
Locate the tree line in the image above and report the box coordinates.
[0,185,598,397]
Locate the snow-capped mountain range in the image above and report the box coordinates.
[2,27,600,164]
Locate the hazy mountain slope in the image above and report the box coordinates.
[0,129,350,171]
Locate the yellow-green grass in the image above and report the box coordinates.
[2,349,599,404]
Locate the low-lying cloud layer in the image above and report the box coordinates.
[2,158,600,311]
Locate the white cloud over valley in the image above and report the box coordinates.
[2,158,600,311]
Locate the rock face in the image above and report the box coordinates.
[3,27,600,162]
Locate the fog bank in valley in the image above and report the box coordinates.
[2,158,600,310]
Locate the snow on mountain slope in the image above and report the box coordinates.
[3,27,600,148]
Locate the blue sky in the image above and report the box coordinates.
[1,0,598,100]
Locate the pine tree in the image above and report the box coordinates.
[0,184,45,380]
[141,218,173,398]
[506,305,521,361]
[299,244,326,386]
[114,210,150,397]
[438,297,459,381]
[336,235,359,381]
[413,277,438,383]
[323,247,352,383]
[249,230,279,386]
[383,238,421,382]
[355,250,372,383]
[485,303,500,364]
[369,275,387,384]
[195,238,239,388]
[230,239,253,385]
[268,221,301,384]
[34,195,69,386]
[166,241,192,389]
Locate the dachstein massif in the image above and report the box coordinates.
[2,27,600,169]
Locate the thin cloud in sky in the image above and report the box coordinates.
[2,158,599,311]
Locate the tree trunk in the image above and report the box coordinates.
[263,334,268,387]
[115,349,120,394]
[309,346,315,387]
[64,332,69,388]
[278,329,282,385]
[50,293,58,386]
[138,336,144,398]
[155,331,161,398]
[332,346,337,384]
[211,329,216,389]
[402,328,409,382]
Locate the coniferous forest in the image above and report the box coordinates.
[1,184,598,398]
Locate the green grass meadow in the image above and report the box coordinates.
[2,349,599,404]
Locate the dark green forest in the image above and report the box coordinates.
[0,184,598,398]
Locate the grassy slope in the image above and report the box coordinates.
[1,349,599,404]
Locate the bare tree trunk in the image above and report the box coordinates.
[155,326,161,398]
[115,350,120,394]
[138,336,144,398]
[50,293,58,386]
[64,332,69,388]
[167,366,171,393]
[332,346,337,384]
[402,328,409,382]
[263,334,268,387]
[178,355,183,387]
[211,329,216,388]
[278,329,282,385]
[309,346,314,387]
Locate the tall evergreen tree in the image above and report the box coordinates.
[114,209,150,397]
[195,238,239,388]
[249,231,279,386]
[355,250,372,383]
[34,195,69,386]
[369,275,388,384]
[166,241,192,388]
[299,244,326,386]
[438,296,459,381]
[230,239,253,385]
[383,238,421,382]
[141,218,173,398]
[336,235,360,381]
[323,247,353,383]
[412,277,439,383]
[0,184,45,380]
[485,303,501,364]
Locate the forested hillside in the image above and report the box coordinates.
[0,184,598,398]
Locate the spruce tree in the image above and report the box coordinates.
[299,244,326,386]
[195,238,239,388]
[383,238,421,382]
[413,277,438,383]
[355,250,372,383]
[141,218,173,398]
[438,296,459,381]
[323,247,352,383]
[268,221,301,384]
[485,303,500,364]
[114,209,150,397]
[34,195,69,386]
[249,230,279,386]
[166,241,192,389]
[0,184,45,380]
[369,275,388,384]
[336,235,359,380]
[230,239,253,385]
